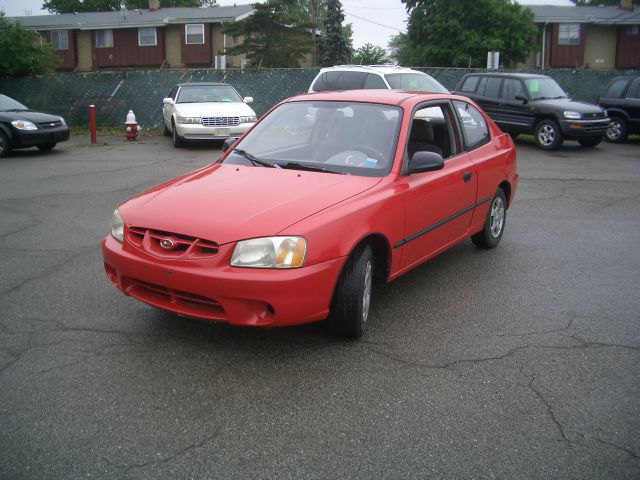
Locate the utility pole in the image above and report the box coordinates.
[311,0,317,67]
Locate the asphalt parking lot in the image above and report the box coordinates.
[1,134,639,479]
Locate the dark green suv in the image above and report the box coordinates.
[455,73,610,150]
[598,76,640,143]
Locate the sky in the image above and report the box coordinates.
[0,0,575,50]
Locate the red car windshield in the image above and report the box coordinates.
[224,101,402,177]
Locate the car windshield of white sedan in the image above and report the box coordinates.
[385,73,449,93]
[224,101,402,177]
[0,94,28,111]
[176,85,243,103]
[524,78,568,100]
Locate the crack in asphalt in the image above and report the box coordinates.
[595,438,640,461]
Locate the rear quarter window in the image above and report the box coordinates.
[459,76,480,93]
[604,78,630,99]
[311,71,368,91]
[453,100,490,150]
[482,77,502,98]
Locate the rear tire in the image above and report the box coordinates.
[605,116,628,143]
[0,130,10,158]
[534,119,563,150]
[37,143,56,152]
[328,244,374,339]
[471,188,507,249]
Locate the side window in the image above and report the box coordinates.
[408,104,455,160]
[626,79,640,99]
[453,100,490,150]
[605,79,630,98]
[502,79,526,101]
[482,78,502,99]
[460,76,480,93]
[363,74,387,89]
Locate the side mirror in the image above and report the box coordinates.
[408,151,444,175]
[222,137,239,153]
[243,97,254,104]
[515,94,528,104]
[163,97,175,105]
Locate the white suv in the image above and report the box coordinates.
[308,65,449,94]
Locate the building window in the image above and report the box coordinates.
[558,24,580,45]
[138,27,157,46]
[95,29,113,48]
[627,25,639,36]
[51,30,68,50]
[185,24,205,44]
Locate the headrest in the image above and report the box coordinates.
[410,119,434,143]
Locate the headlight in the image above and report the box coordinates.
[109,209,124,243]
[11,120,38,130]
[231,236,306,269]
[59,116,67,127]
[177,116,202,124]
[239,115,257,123]
[563,111,582,120]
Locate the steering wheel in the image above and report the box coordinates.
[350,144,386,162]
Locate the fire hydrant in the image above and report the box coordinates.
[125,109,138,140]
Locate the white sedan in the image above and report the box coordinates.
[162,82,257,147]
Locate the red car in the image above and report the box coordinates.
[103,90,518,339]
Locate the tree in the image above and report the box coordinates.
[318,0,351,66]
[0,12,59,76]
[387,33,416,66]
[401,0,538,68]
[224,0,313,68]
[352,43,389,65]
[42,0,201,14]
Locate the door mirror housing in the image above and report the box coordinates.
[222,137,239,152]
[243,97,254,104]
[163,97,175,105]
[515,94,528,104]
[408,151,445,175]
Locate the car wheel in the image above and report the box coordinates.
[534,119,563,150]
[471,188,506,249]
[37,143,57,152]
[163,120,170,137]
[577,136,603,148]
[0,130,10,158]
[329,243,374,339]
[172,120,184,148]
[605,116,628,143]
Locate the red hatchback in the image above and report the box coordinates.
[102,90,518,339]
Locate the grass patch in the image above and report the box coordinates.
[69,126,164,137]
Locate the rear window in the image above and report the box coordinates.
[385,73,448,93]
[628,79,640,99]
[311,71,369,92]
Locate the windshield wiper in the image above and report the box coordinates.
[282,162,346,175]
[231,148,281,169]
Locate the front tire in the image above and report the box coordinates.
[172,120,184,148]
[329,244,374,339]
[0,130,10,158]
[471,188,507,249]
[534,119,563,150]
[163,120,171,137]
[605,116,628,143]
[578,136,602,148]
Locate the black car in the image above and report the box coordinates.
[598,76,640,143]
[454,73,610,150]
[0,94,70,157]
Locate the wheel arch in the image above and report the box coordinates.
[606,108,630,121]
[498,180,512,208]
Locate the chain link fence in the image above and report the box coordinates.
[1,67,637,128]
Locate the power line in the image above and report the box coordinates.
[344,10,405,32]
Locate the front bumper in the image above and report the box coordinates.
[175,122,255,140]
[102,235,345,327]
[558,118,610,139]
[10,126,70,148]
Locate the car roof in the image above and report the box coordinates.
[318,65,427,75]
[176,82,231,87]
[285,89,461,107]
[462,72,549,80]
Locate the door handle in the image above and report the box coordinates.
[463,172,473,183]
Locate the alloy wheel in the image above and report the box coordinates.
[490,196,505,238]
[362,260,372,323]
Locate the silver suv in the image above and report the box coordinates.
[308,65,449,94]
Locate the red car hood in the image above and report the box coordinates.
[120,164,381,245]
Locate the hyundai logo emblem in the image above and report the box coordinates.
[160,238,175,249]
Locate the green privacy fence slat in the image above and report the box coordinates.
[1,67,637,128]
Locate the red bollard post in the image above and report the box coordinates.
[89,104,96,145]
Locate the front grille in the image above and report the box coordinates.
[122,277,226,320]
[201,117,240,127]
[37,120,63,129]
[583,112,606,120]
[127,226,218,259]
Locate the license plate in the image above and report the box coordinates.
[213,128,230,136]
